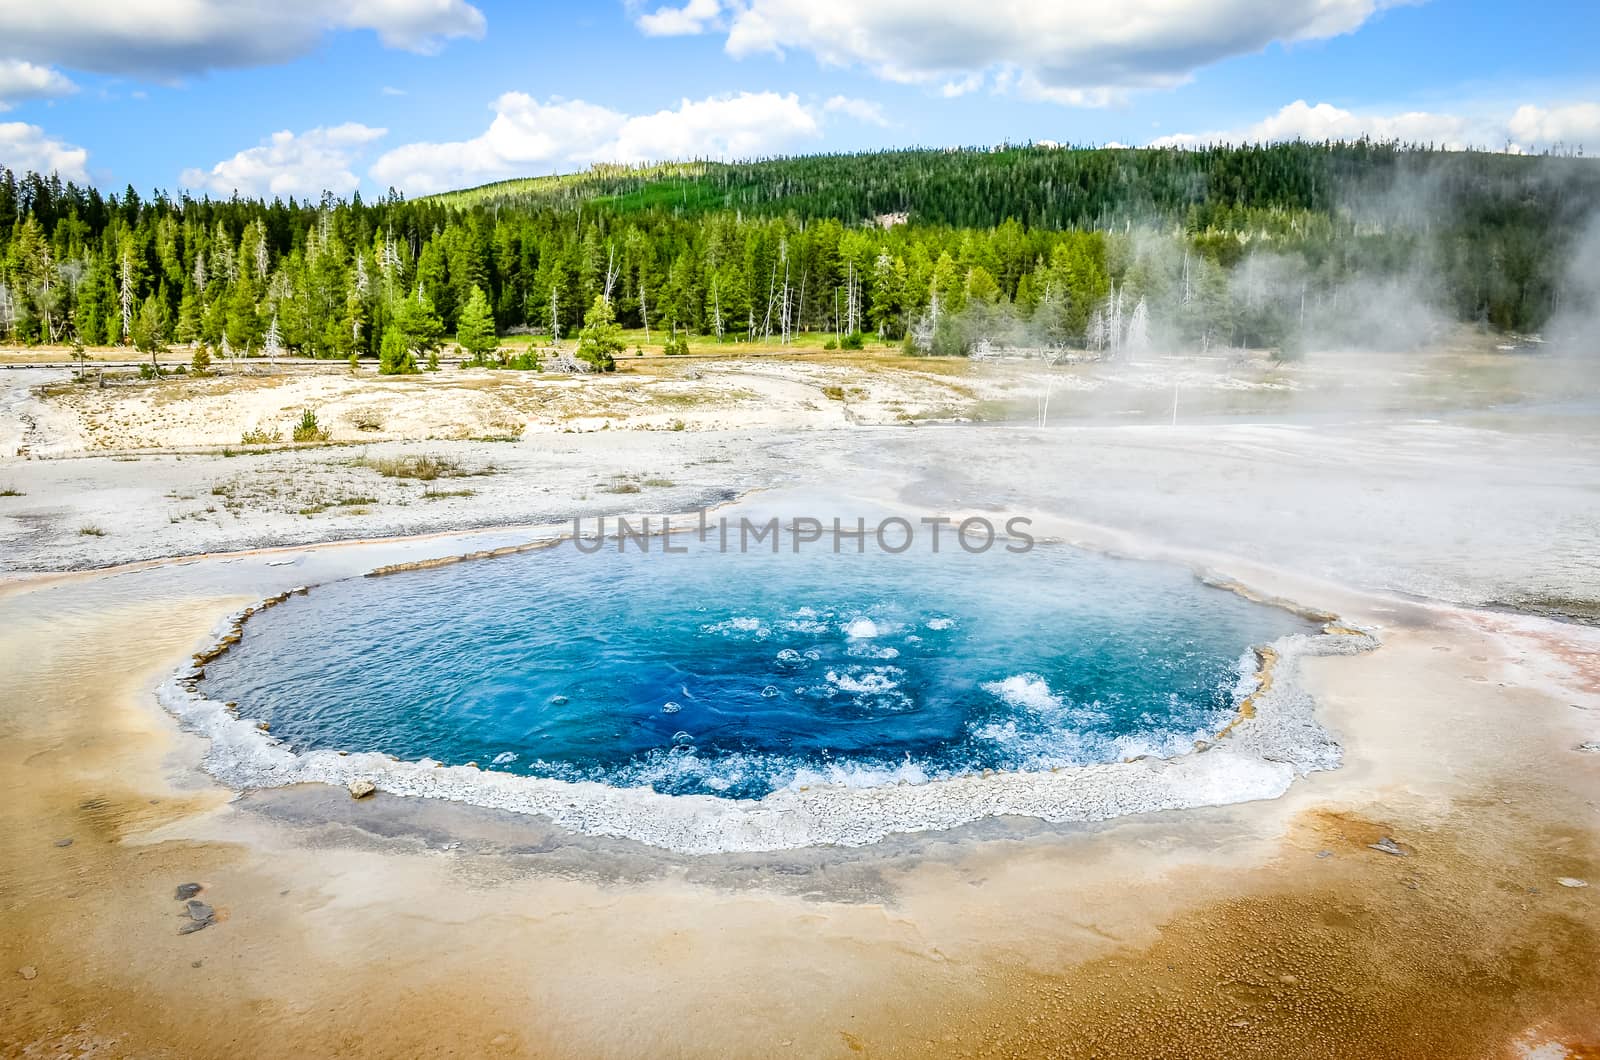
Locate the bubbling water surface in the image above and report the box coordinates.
[200,533,1311,800]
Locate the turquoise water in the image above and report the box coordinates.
[200,533,1310,800]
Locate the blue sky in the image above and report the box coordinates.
[1,0,1596,198]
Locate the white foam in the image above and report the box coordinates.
[702,615,770,639]
[983,673,1063,712]
[825,666,904,695]
[492,751,519,765]
[786,757,931,790]
[782,607,830,634]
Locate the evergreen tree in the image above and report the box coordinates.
[455,285,498,363]
[381,290,445,375]
[575,294,622,372]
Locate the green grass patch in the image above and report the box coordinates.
[358,454,482,481]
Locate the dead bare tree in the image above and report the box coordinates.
[602,244,619,305]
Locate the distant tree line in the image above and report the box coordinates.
[0,142,1595,369]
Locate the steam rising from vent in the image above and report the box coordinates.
[906,157,1600,362]
[1548,211,1600,356]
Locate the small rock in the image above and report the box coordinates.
[1557,878,1589,888]
[174,883,202,900]
[1577,742,1600,754]
[53,837,73,848]
[1315,850,1334,859]
[19,966,37,981]
[347,778,376,799]
[185,900,214,922]
[1368,836,1408,857]
[177,919,210,935]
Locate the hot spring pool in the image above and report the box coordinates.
[199,530,1314,802]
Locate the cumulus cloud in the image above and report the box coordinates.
[0,59,76,110]
[0,0,486,80]
[370,90,823,195]
[823,95,889,126]
[0,121,89,181]
[1150,99,1600,153]
[634,0,722,36]
[1507,103,1600,151]
[180,123,387,198]
[634,0,1399,104]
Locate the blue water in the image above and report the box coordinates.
[200,534,1311,800]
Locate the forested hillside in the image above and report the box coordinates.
[1,143,1596,369]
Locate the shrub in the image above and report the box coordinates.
[663,334,690,357]
[504,343,542,371]
[240,425,282,445]
[78,524,106,537]
[823,338,838,350]
[292,408,331,443]
[822,385,846,401]
[840,332,865,350]
[191,345,212,374]
[362,454,466,481]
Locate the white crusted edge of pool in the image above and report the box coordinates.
[158,599,1377,856]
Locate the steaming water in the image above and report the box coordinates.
[200,536,1311,800]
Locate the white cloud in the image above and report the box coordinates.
[635,0,722,36]
[1149,99,1600,153]
[0,121,89,181]
[181,123,387,198]
[940,72,984,99]
[0,0,485,80]
[370,95,624,193]
[371,91,823,195]
[604,92,820,162]
[823,95,889,126]
[0,59,76,110]
[1152,100,1471,147]
[1507,103,1600,150]
[640,0,1401,105]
